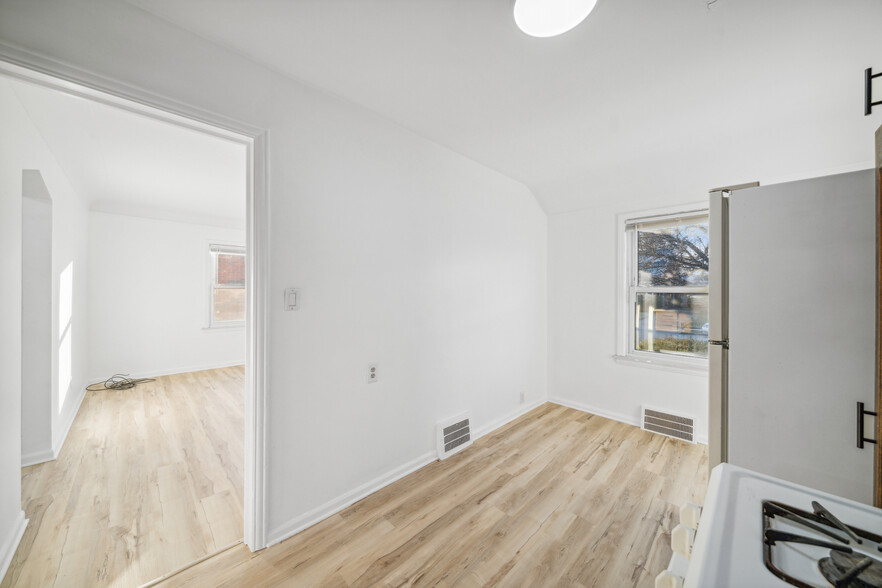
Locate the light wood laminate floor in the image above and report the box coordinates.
[157,403,708,588]
[2,366,245,588]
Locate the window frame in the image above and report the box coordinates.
[208,242,246,329]
[615,202,709,373]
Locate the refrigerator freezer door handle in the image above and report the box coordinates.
[708,190,729,342]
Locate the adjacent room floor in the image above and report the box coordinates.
[155,403,708,587]
[2,366,245,588]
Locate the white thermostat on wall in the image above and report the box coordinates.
[285,288,300,311]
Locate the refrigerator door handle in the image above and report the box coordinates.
[708,343,728,468]
[708,190,729,343]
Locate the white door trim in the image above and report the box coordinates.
[0,49,271,550]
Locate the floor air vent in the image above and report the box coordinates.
[436,413,472,460]
[642,406,694,443]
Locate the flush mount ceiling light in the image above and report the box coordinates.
[513,0,598,38]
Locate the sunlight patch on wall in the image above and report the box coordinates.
[58,261,73,406]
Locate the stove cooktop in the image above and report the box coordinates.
[763,500,882,587]
[684,465,882,588]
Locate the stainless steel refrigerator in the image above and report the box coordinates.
[708,169,876,505]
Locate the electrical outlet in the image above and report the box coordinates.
[367,363,378,384]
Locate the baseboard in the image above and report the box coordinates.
[21,446,54,468]
[265,397,549,548]
[473,399,546,440]
[87,359,245,384]
[266,450,438,547]
[21,379,89,468]
[53,379,88,459]
[549,397,640,428]
[549,397,708,445]
[0,510,27,582]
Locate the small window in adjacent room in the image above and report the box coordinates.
[209,244,245,327]
[617,206,709,370]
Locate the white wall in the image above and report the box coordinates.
[88,212,246,379]
[0,78,91,576]
[21,175,53,461]
[548,135,877,446]
[548,204,709,441]
[49,142,91,461]
[0,78,26,581]
[544,0,881,445]
[0,0,548,549]
[2,79,92,465]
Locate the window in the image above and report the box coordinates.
[617,206,709,370]
[209,244,245,327]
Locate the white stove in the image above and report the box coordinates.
[658,463,882,587]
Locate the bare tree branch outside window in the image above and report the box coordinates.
[637,223,709,287]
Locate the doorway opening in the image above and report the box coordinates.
[2,59,267,587]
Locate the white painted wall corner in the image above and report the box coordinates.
[21,379,89,468]
[53,379,88,459]
[473,399,546,440]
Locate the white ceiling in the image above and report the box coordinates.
[9,78,247,227]
[122,0,882,214]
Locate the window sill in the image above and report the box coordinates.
[613,353,708,376]
[203,323,245,331]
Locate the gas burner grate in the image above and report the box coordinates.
[762,500,882,588]
[819,551,882,588]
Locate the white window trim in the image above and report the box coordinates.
[207,241,246,329]
[615,201,709,373]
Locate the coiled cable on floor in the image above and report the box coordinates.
[86,373,155,391]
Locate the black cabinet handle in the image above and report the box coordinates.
[866,68,882,116]
[857,401,878,448]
